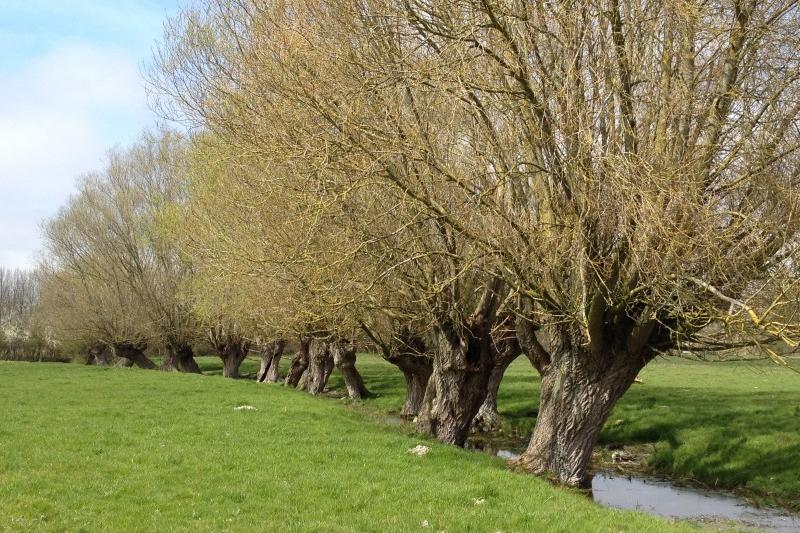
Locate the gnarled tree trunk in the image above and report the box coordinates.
[208,327,251,378]
[220,346,249,378]
[162,343,201,373]
[366,327,432,417]
[472,314,532,432]
[257,339,286,383]
[513,351,647,487]
[178,346,201,373]
[330,341,370,400]
[472,353,518,433]
[416,317,494,446]
[113,342,156,369]
[396,353,432,417]
[115,357,134,367]
[300,339,335,394]
[285,337,311,387]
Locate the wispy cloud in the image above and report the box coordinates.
[0,1,180,268]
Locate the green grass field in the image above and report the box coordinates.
[194,352,800,512]
[316,354,800,513]
[2,354,798,531]
[597,358,800,512]
[0,361,693,532]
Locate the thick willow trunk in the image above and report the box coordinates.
[472,315,524,432]
[300,340,335,394]
[399,355,432,417]
[285,338,311,387]
[179,349,201,373]
[207,328,251,378]
[366,325,432,417]
[161,352,179,371]
[472,353,519,432]
[86,344,109,366]
[513,353,645,487]
[330,341,370,400]
[114,343,156,369]
[382,352,433,418]
[257,340,286,383]
[220,347,248,378]
[162,344,201,373]
[416,319,494,446]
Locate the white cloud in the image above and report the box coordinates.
[0,112,102,202]
[0,218,46,270]
[0,0,182,269]
[0,42,153,269]
[0,42,145,112]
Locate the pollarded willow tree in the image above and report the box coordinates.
[151,0,800,486]
[40,130,203,372]
[294,0,800,486]
[172,134,382,397]
[375,0,800,487]
[150,0,538,444]
[37,265,156,368]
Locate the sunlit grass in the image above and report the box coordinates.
[320,353,800,513]
[0,361,689,532]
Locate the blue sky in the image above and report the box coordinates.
[0,1,182,268]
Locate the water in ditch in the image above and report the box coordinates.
[470,444,800,532]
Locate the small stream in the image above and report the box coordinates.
[592,473,800,531]
[383,415,799,530]
[469,444,800,531]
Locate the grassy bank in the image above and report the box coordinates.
[308,353,800,513]
[0,362,688,532]
[601,358,800,512]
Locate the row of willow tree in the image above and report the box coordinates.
[36,0,800,488]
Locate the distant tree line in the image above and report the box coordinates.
[0,267,63,361]
[24,0,800,488]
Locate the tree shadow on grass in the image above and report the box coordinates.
[491,364,800,511]
[598,386,800,510]
[201,351,800,510]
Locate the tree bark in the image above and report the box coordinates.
[330,341,370,400]
[361,324,432,417]
[115,357,134,367]
[161,350,179,371]
[178,347,202,373]
[257,339,286,383]
[513,352,646,487]
[472,353,518,432]
[515,313,551,375]
[208,328,251,378]
[86,343,109,366]
[219,342,249,378]
[113,343,156,369]
[416,317,494,446]
[162,343,201,373]
[301,339,335,394]
[285,337,311,387]
[472,315,527,432]
[396,354,433,417]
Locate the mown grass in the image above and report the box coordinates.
[0,361,691,532]
[309,353,800,513]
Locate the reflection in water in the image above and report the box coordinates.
[591,473,800,531]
